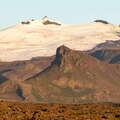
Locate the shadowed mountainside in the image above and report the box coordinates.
[88,40,120,63]
[89,49,120,63]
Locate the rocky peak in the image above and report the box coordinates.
[52,45,100,73]
[56,45,71,58]
[53,45,83,72]
[54,45,73,64]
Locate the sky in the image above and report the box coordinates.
[0,0,120,29]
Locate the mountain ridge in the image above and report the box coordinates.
[24,45,120,103]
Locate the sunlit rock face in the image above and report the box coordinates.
[0,18,120,61]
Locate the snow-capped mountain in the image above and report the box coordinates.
[0,17,120,61]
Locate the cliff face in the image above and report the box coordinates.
[53,45,82,72]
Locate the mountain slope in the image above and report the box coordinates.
[0,18,120,61]
[90,49,120,63]
[0,57,54,101]
[1,46,120,103]
[88,40,120,63]
[25,46,120,103]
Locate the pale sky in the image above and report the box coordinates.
[0,0,120,29]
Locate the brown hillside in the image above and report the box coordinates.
[1,46,120,103]
[0,57,54,101]
[26,46,120,103]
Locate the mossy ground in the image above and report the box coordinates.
[0,101,120,120]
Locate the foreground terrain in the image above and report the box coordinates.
[0,101,120,120]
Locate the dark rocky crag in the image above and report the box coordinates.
[88,40,120,63]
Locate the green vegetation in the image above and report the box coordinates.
[31,88,44,101]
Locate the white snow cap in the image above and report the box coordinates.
[0,19,120,61]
